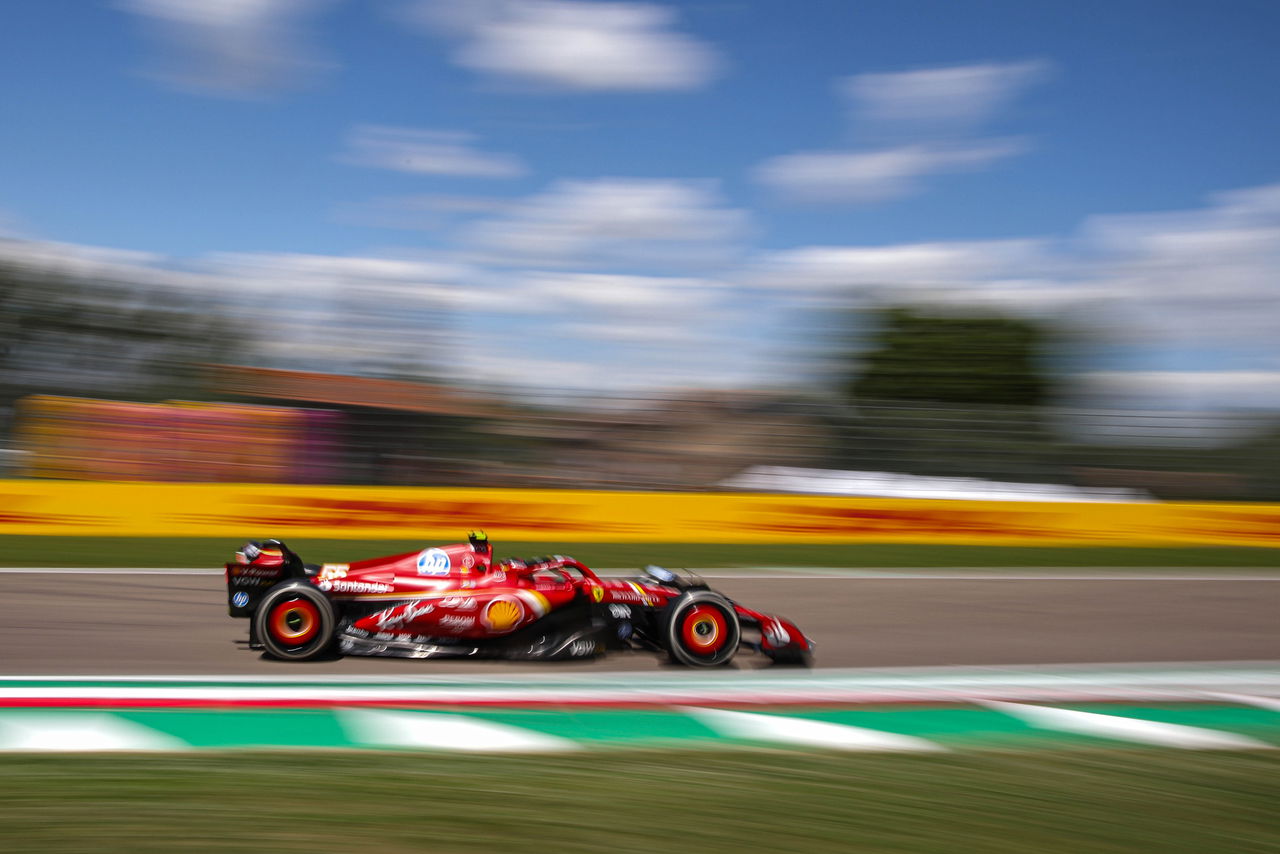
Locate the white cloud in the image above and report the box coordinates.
[339,126,526,178]
[202,251,482,309]
[462,178,748,267]
[118,0,333,96]
[843,60,1051,128]
[751,239,1048,291]
[754,139,1027,202]
[1072,188,1280,364]
[0,236,194,296]
[756,59,1048,204]
[560,319,705,345]
[406,0,720,91]
[515,271,721,315]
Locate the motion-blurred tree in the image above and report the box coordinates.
[846,306,1055,407]
[0,254,238,411]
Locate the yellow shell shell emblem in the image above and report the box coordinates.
[483,597,524,632]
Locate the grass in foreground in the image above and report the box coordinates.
[0,750,1275,853]
[0,535,1278,569]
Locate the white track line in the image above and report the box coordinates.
[980,700,1275,750]
[2,663,1278,705]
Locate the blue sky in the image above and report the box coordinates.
[3,0,1280,406]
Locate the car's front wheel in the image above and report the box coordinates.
[253,582,336,661]
[663,590,741,667]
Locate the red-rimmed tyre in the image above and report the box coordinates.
[663,590,741,667]
[253,582,336,661]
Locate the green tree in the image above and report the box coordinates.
[846,306,1055,407]
[0,253,239,410]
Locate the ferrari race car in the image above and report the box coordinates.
[225,532,812,667]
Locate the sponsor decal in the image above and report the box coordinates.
[439,614,475,629]
[318,579,395,594]
[231,576,271,589]
[608,604,632,620]
[606,586,658,606]
[318,564,349,581]
[461,553,475,569]
[590,585,604,603]
[439,596,477,611]
[231,566,282,578]
[416,548,452,577]
[568,639,597,657]
[481,596,524,632]
[602,581,665,607]
[375,601,435,629]
[231,591,250,608]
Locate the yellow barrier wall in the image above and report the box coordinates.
[1,481,1279,546]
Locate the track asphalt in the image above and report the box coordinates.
[2,572,1276,675]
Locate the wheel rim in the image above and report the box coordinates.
[269,598,320,645]
[680,604,727,655]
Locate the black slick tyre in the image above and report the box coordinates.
[663,590,741,667]
[253,581,336,661]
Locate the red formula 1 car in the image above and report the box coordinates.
[225,532,812,667]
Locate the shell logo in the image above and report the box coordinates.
[482,597,524,632]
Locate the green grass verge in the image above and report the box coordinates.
[0,535,1277,569]
[0,751,1275,853]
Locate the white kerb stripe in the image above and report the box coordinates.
[1207,693,1280,714]
[338,709,579,753]
[980,701,1274,750]
[684,707,946,752]
[0,713,189,752]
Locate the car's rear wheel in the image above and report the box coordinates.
[254,582,336,661]
[663,590,740,667]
